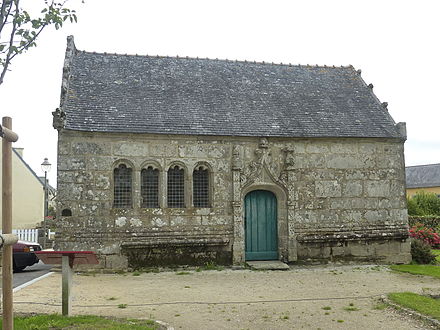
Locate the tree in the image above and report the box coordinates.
[0,0,78,85]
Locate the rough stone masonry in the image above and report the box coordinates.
[53,36,410,269]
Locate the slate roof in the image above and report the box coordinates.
[61,37,401,138]
[406,163,440,189]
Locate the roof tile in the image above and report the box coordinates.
[61,42,401,138]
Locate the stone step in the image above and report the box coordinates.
[246,260,290,270]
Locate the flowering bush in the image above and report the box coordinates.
[409,223,440,248]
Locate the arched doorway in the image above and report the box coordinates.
[244,190,278,260]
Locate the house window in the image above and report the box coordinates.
[193,166,209,207]
[113,164,132,208]
[141,166,159,208]
[167,165,185,208]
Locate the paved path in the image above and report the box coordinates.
[13,261,52,289]
[12,264,439,329]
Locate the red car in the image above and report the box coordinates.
[12,240,42,272]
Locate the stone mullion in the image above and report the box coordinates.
[231,145,244,264]
[161,169,167,208]
[286,170,298,261]
[232,170,243,264]
[133,169,141,209]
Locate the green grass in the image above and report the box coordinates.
[196,261,225,272]
[175,271,191,275]
[0,314,157,329]
[373,303,387,310]
[388,292,440,321]
[432,249,440,262]
[390,264,440,279]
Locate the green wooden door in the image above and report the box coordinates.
[245,190,278,260]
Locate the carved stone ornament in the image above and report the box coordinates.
[52,108,66,131]
[283,147,295,170]
[240,138,287,189]
[259,137,269,148]
[232,145,243,170]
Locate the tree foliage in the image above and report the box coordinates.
[0,0,79,85]
[407,191,440,216]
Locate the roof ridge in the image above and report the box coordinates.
[77,48,352,70]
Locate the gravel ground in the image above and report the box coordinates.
[12,264,440,329]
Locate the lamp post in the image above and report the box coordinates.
[41,157,51,248]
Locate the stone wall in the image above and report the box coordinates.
[55,131,410,268]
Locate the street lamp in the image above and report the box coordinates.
[41,157,51,248]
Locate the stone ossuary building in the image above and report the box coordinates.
[53,36,410,269]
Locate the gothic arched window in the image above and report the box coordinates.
[113,164,132,208]
[167,165,185,208]
[141,166,159,208]
[193,166,210,207]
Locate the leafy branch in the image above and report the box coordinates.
[0,0,79,85]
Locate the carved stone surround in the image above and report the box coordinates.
[232,138,295,264]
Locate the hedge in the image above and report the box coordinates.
[409,216,440,229]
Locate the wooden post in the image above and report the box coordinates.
[61,255,73,316]
[2,116,14,330]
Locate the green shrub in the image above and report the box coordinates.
[408,216,440,229]
[407,197,422,216]
[407,191,440,216]
[411,239,436,264]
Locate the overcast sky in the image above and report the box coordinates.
[1,0,439,186]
